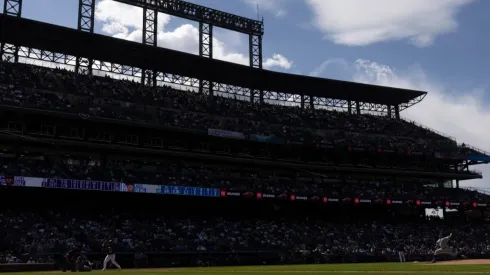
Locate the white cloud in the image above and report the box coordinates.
[304,0,474,47]
[244,0,287,18]
[95,0,292,70]
[95,0,170,32]
[309,58,349,77]
[263,54,293,70]
[351,59,490,190]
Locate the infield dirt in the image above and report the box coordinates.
[431,259,490,265]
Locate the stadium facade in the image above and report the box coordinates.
[1,0,490,269]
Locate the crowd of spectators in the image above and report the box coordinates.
[0,211,57,264]
[1,63,489,266]
[1,208,490,264]
[0,62,477,154]
[0,152,488,202]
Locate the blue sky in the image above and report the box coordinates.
[3,0,490,190]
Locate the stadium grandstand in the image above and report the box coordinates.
[1,0,490,270]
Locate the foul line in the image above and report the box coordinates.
[162,271,490,274]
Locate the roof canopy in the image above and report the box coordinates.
[0,15,426,105]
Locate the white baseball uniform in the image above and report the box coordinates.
[398,251,406,262]
[102,253,121,270]
[434,236,456,257]
[102,243,121,271]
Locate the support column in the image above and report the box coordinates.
[309,96,314,109]
[301,94,305,109]
[3,0,22,16]
[249,34,263,103]
[142,7,158,87]
[199,22,213,96]
[348,101,352,114]
[356,101,360,115]
[387,105,392,118]
[395,105,400,119]
[0,44,20,63]
[1,0,23,63]
[76,0,95,75]
[249,34,263,68]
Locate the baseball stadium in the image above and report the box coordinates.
[1,0,490,274]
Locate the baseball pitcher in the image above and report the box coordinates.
[431,233,456,263]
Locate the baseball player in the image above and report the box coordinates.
[76,251,93,272]
[398,244,406,263]
[63,245,81,272]
[431,233,457,263]
[102,239,122,271]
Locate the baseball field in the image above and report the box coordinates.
[4,260,490,275]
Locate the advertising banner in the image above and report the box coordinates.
[249,134,284,144]
[208,129,244,139]
[1,176,487,208]
[0,176,220,198]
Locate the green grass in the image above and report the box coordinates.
[7,262,490,275]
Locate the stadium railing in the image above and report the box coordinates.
[464,187,490,196]
[402,119,456,141]
[462,144,490,157]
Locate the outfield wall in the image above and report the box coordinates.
[3,252,490,272]
[0,263,55,272]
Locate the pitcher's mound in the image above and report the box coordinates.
[432,259,490,265]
